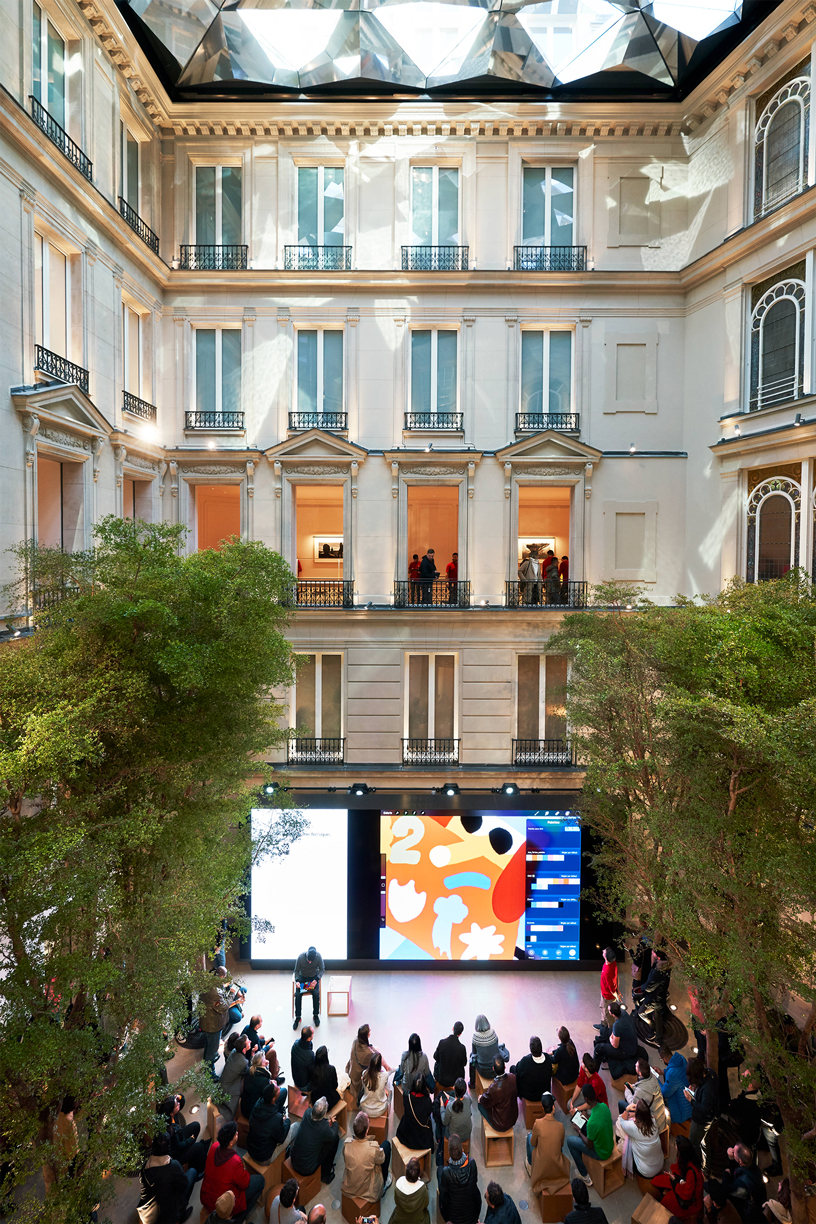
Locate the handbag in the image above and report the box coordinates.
[137,1201,160,1224]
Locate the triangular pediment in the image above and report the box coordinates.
[496,431,602,464]
[11,381,113,437]
[265,429,368,463]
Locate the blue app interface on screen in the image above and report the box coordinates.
[524,814,581,960]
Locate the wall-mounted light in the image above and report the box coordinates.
[795,412,803,426]
[443,782,460,796]
[348,782,370,796]
[208,440,216,450]
[501,782,520,796]
[734,423,741,436]
[629,442,636,455]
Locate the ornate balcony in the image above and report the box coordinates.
[514,246,587,272]
[178,245,248,270]
[288,412,348,432]
[284,246,352,271]
[288,737,345,764]
[401,246,468,272]
[515,413,580,433]
[30,97,92,181]
[402,738,460,765]
[123,392,158,422]
[512,738,576,766]
[505,580,589,609]
[394,580,471,608]
[35,345,89,395]
[119,198,159,255]
[404,412,463,431]
[292,580,354,608]
[184,411,245,430]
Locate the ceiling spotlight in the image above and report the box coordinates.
[670,1004,677,1011]
[795,412,803,426]
[443,782,460,797]
[348,782,370,796]
[629,442,636,455]
[190,1105,200,1115]
[502,782,520,796]
[264,783,279,795]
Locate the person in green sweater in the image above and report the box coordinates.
[386,1156,430,1224]
[566,1084,614,1185]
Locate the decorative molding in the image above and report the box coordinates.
[504,461,512,499]
[23,414,40,467]
[179,464,244,474]
[351,459,359,499]
[273,459,282,498]
[246,460,255,498]
[77,0,168,127]
[514,465,585,477]
[92,436,104,482]
[125,454,159,473]
[287,464,349,475]
[169,461,178,497]
[114,444,126,488]
[158,459,167,495]
[585,462,594,501]
[19,182,36,212]
[391,460,399,498]
[467,460,476,499]
[38,426,93,452]
[404,465,465,476]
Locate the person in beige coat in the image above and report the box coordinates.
[526,1093,570,1196]
[341,1113,391,1201]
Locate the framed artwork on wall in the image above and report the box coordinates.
[314,536,344,562]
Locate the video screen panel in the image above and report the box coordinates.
[380,812,580,962]
[250,809,348,959]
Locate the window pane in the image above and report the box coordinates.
[762,298,797,390]
[298,330,318,413]
[437,331,457,413]
[323,166,345,246]
[34,233,43,348]
[522,166,546,244]
[127,307,140,395]
[765,101,802,208]
[437,168,459,245]
[411,167,433,246]
[549,331,571,414]
[196,329,216,414]
[49,245,67,357]
[195,167,216,245]
[550,167,574,246]
[221,329,242,412]
[411,330,432,414]
[408,655,429,740]
[296,655,316,733]
[323,331,343,414]
[517,655,540,740]
[221,166,242,246]
[321,654,342,738]
[33,3,42,104]
[298,167,318,246]
[757,494,792,581]
[47,21,65,129]
[545,655,568,741]
[434,655,455,740]
[521,331,544,415]
[126,132,139,211]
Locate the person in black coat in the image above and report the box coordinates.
[139,1133,194,1224]
[438,1135,479,1224]
[510,1037,553,1102]
[159,1095,209,1177]
[241,1056,273,1121]
[247,1082,291,1165]
[686,1058,720,1174]
[484,1181,522,1224]
[291,1026,316,1092]
[396,1075,435,1154]
[434,1023,468,1089]
[563,1178,609,1224]
[309,1046,340,1111]
[418,550,439,603]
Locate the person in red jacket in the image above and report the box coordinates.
[200,1122,265,1219]
[568,1054,609,1116]
[599,947,621,1019]
[446,553,458,604]
[651,1137,704,1219]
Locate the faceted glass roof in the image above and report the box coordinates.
[118,0,780,98]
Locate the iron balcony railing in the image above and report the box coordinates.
[512,738,576,766]
[119,198,159,255]
[394,580,471,608]
[123,392,158,423]
[404,412,464,431]
[288,737,345,764]
[514,245,587,272]
[178,245,248,270]
[184,411,245,430]
[756,176,805,219]
[402,246,469,272]
[288,412,348,432]
[35,345,89,395]
[402,738,460,765]
[505,580,589,609]
[749,373,804,412]
[292,580,354,609]
[30,97,92,181]
[284,246,352,271]
[516,413,580,432]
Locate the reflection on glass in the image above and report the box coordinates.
[521,331,544,415]
[549,332,572,413]
[411,167,433,245]
[411,331,432,414]
[196,329,216,414]
[221,167,242,246]
[222,329,242,411]
[437,331,457,413]
[323,331,343,413]
[298,330,318,413]
[196,166,216,245]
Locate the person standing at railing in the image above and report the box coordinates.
[408,554,420,604]
[518,545,542,605]
[446,553,458,604]
[559,555,570,603]
[418,549,438,604]
[544,552,561,604]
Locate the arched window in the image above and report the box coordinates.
[746,476,800,582]
[755,76,810,217]
[749,278,806,411]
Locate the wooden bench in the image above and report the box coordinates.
[632,1193,675,1224]
[264,1183,285,1222]
[281,1156,322,1207]
[244,1145,286,1208]
[394,1088,404,1120]
[367,1114,388,1143]
[659,1126,669,1157]
[342,1192,380,1224]
[481,1117,514,1168]
[610,1075,631,1095]
[288,1085,309,1121]
[552,1078,578,1114]
[538,1189,573,1223]
[442,1136,469,1162]
[236,1103,250,1147]
[636,1173,659,1199]
[669,1119,691,1138]
[328,1097,348,1135]
[391,1138,431,1182]
[524,1099,546,1128]
[327,975,352,1016]
[583,1147,625,1198]
[475,1070,494,1095]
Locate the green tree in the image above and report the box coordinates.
[549,576,816,1222]
[0,518,304,1223]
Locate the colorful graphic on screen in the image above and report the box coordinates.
[379,812,580,961]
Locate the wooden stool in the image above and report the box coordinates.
[524,1099,545,1128]
[245,1147,286,1207]
[327,975,352,1016]
[669,1120,690,1138]
[236,1103,250,1147]
[281,1157,321,1207]
[342,1193,379,1224]
[288,1086,309,1121]
[659,1126,670,1157]
[538,1189,573,1223]
[328,1097,348,1135]
[610,1075,631,1094]
[391,1138,431,1182]
[552,1078,578,1114]
[442,1136,469,1162]
[264,1183,285,1222]
[632,1193,674,1224]
[584,1148,625,1198]
[367,1114,388,1142]
[343,1088,357,1112]
[394,1088,405,1120]
[475,1070,494,1095]
[636,1174,658,1199]
[435,1081,446,1096]
[482,1117,514,1168]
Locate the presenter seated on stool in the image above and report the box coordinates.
[294,946,324,1031]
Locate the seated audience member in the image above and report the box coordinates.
[441,1079,473,1144]
[593,1003,639,1080]
[569,1055,608,1115]
[241,1015,281,1076]
[527,1092,569,1195]
[200,976,230,1075]
[347,1024,391,1100]
[600,948,621,1017]
[200,1123,265,1221]
[478,1056,519,1131]
[290,1096,341,1185]
[551,1027,580,1086]
[139,1132,193,1224]
[291,1026,316,1093]
[222,973,246,1029]
[620,1057,668,1132]
[652,1136,704,1220]
[484,1181,522,1224]
[396,1074,435,1154]
[434,1022,468,1090]
[398,1034,435,1096]
[471,1015,505,1078]
[293,946,324,1029]
[241,1050,273,1120]
[705,1144,767,1224]
[270,1179,307,1224]
[342,1111,392,1201]
[204,1189,239,1224]
[563,1177,610,1224]
[438,1134,480,1224]
[247,1082,290,1165]
[219,1033,250,1121]
[159,1094,207,1173]
[764,1177,792,1224]
[310,1045,340,1111]
[686,1057,720,1173]
[511,1037,553,1102]
[565,1084,614,1186]
[634,951,671,1044]
[388,1156,430,1224]
[616,1099,664,1179]
[658,1045,693,1127]
[307,1207,327,1224]
[359,1051,390,1117]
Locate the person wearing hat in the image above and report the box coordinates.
[293,947,324,1030]
[205,1189,238,1223]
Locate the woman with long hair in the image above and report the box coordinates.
[359,1051,390,1117]
[398,1033,434,1095]
[440,1078,472,1143]
[310,1045,340,1111]
[551,1026,580,1085]
[617,1099,664,1178]
[396,1073,435,1154]
[346,1023,392,1099]
[651,1136,704,1218]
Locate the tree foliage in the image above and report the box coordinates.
[0,519,304,1222]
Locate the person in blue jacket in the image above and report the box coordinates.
[659,1045,693,1127]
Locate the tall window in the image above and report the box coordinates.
[411,330,457,416]
[195,166,242,245]
[521,330,572,417]
[122,305,140,397]
[298,166,344,246]
[296,653,342,739]
[410,166,459,245]
[406,654,456,741]
[297,330,343,418]
[522,166,574,246]
[746,476,800,582]
[754,66,810,218]
[120,124,139,213]
[195,329,241,417]
[34,233,68,356]
[749,268,806,411]
[32,3,65,126]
